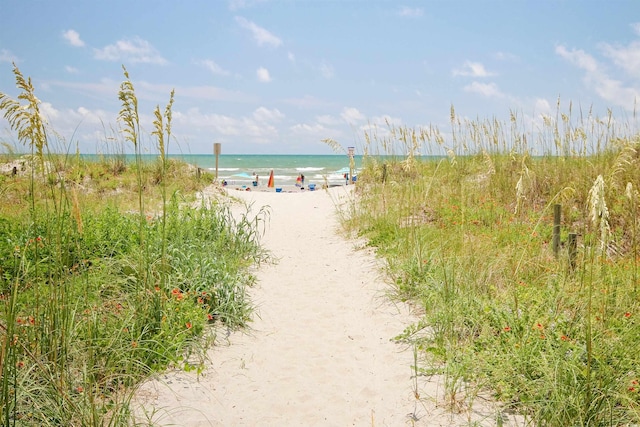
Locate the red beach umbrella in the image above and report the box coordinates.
[268,169,274,188]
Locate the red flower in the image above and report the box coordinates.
[624,312,632,318]
[171,288,183,301]
[503,326,511,332]
[561,335,569,341]
[186,322,192,329]
[207,313,214,321]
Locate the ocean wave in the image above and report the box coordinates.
[296,167,324,172]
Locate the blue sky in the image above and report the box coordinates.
[1,0,639,155]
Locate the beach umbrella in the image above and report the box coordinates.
[268,169,274,188]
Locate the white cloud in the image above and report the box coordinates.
[173,107,280,143]
[599,40,640,77]
[463,81,504,98]
[65,65,79,74]
[316,114,341,126]
[370,114,402,127]
[290,123,328,135]
[0,49,18,63]
[555,45,597,72]
[398,6,423,17]
[556,44,640,110]
[199,59,231,76]
[341,107,365,123]
[48,78,121,98]
[320,61,334,79]
[533,98,553,118]
[51,78,256,105]
[453,61,495,77]
[253,106,284,122]
[358,115,403,138]
[632,22,640,36]
[62,29,85,47]
[93,37,167,64]
[39,102,60,121]
[257,67,271,82]
[288,52,295,63]
[235,16,282,47]
[27,101,113,144]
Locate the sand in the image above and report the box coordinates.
[134,185,523,426]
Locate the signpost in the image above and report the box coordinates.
[214,142,221,180]
[347,146,355,185]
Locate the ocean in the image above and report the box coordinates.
[81,154,361,187]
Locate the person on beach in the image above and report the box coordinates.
[301,173,305,185]
[296,174,302,187]
[344,173,349,185]
[253,173,259,186]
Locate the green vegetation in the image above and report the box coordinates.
[0,65,267,425]
[344,107,640,425]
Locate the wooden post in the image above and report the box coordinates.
[348,146,355,185]
[568,232,577,271]
[213,143,221,181]
[552,204,561,258]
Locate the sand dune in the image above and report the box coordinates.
[134,185,522,426]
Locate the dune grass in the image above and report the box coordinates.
[341,107,640,425]
[0,65,268,425]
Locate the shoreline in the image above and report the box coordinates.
[225,183,351,193]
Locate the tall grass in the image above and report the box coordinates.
[339,105,640,425]
[0,65,267,425]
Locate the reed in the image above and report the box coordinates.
[0,65,267,425]
[340,103,640,425]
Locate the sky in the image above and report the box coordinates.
[1,0,640,155]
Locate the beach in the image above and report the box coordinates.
[134,185,522,426]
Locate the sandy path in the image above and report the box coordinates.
[135,186,521,426]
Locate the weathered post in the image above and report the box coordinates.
[552,204,561,258]
[568,232,577,271]
[214,142,222,181]
[348,146,355,185]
